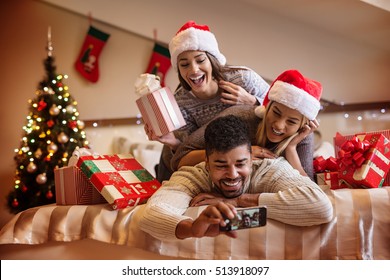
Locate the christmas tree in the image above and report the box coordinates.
[7,27,89,213]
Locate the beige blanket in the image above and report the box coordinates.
[1,186,389,260]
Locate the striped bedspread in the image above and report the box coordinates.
[1,187,389,260]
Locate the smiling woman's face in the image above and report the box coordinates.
[177,50,218,99]
[265,102,304,143]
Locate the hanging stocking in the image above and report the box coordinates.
[145,43,171,87]
[75,26,110,83]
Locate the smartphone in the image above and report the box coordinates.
[220,206,267,231]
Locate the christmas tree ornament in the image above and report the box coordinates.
[74,25,110,83]
[68,120,78,130]
[27,162,37,173]
[46,190,53,199]
[36,173,47,184]
[37,100,47,111]
[145,42,171,87]
[12,199,18,208]
[47,120,55,128]
[57,132,69,143]
[66,104,75,114]
[49,104,60,116]
[47,142,58,153]
[34,148,43,159]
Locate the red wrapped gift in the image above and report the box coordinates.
[334,130,390,186]
[136,87,186,138]
[54,166,106,205]
[337,133,390,188]
[314,156,339,173]
[77,154,161,209]
[316,172,347,190]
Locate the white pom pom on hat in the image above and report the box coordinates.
[254,69,322,120]
[169,21,226,72]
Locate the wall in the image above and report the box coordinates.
[0,0,389,228]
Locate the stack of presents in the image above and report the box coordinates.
[314,130,390,190]
[54,74,186,209]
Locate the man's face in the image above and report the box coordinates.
[206,144,252,198]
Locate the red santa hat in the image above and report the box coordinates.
[255,69,322,120]
[169,21,226,72]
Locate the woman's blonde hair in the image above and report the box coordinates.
[255,101,309,156]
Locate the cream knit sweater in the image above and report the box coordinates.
[137,157,333,241]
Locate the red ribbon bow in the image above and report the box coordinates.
[314,156,339,173]
[338,136,371,168]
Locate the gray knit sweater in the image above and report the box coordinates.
[137,157,333,241]
[175,66,270,136]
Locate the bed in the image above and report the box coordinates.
[1,185,389,260]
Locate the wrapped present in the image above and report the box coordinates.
[336,133,390,188]
[54,166,107,205]
[334,129,390,186]
[76,154,161,209]
[316,171,347,190]
[136,87,186,138]
[313,156,339,173]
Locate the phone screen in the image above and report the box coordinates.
[220,206,267,231]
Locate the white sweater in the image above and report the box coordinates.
[137,157,333,241]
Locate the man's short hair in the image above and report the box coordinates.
[204,114,251,156]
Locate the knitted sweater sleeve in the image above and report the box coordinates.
[296,133,315,181]
[137,164,211,241]
[230,67,270,105]
[253,158,333,226]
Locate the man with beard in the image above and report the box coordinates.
[137,115,332,241]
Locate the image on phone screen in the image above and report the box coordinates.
[220,206,267,231]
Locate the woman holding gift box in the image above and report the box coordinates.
[147,20,270,182]
[171,69,322,180]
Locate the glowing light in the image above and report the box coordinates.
[30,139,35,143]
[344,113,349,118]
[381,108,386,113]
[357,116,363,121]
[93,122,98,127]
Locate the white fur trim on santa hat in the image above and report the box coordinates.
[169,27,226,72]
[269,81,321,120]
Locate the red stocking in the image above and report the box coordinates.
[75,26,110,83]
[145,43,171,87]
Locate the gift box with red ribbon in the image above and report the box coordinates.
[76,154,161,209]
[136,87,186,138]
[314,156,347,189]
[334,130,390,186]
[335,133,390,188]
